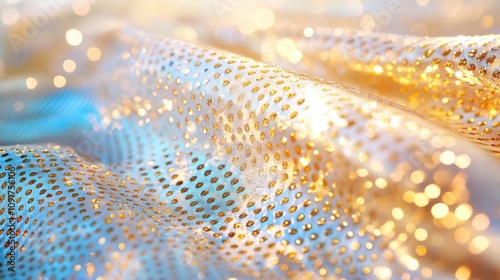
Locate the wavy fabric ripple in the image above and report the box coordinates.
[1,2,500,280]
[196,26,500,156]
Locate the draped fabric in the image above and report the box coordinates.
[1,1,500,279]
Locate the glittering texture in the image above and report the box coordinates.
[196,27,500,155]
[1,1,500,280]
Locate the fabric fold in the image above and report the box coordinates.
[1,26,500,279]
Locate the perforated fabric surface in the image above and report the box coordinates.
[1,27,500,279]
[197,27,500,155]
[1,1,500,280]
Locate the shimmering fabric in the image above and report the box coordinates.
[1,1,500,280]
[198,28,500,155]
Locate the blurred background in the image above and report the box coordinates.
[1,0,500,88]
[2,0,500,77]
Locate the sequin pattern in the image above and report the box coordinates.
[196,26,500,156]
[2,28,500,279]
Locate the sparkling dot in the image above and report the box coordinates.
[86,265,95,274]
[26,77,38,89]
[471,235,489,252]
[472,213,490,231]
[63,59,76,73]
[87,47,101,61]
[1,6,20,25]
[73,0,90,16]
[410,170,425,184]
[442,191,457,205]
[373,266,391,279]
[455,204,472,221]
[319,268,327,276]
[66,29,83,46]
[424,184,440,199]
[403,191,415,202]
[138,108,146,117]
[373,65,383,74]
[53,75,67,88]
[253,7,274,30]
[421,267,433,279]
[455,265,471,280]
[431,203,448,219]
[481,15,494,29]
[288,49,302,64]
[414,193,429,207]
[414,228,428,241]
[277,38,296,57]
[304,27,314,37]
[391,207,404,220]
[416,245,427,256]
[440,151,455,165]
[454,154,471,169]
[405,257,419,271]
[375,178,387,189]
